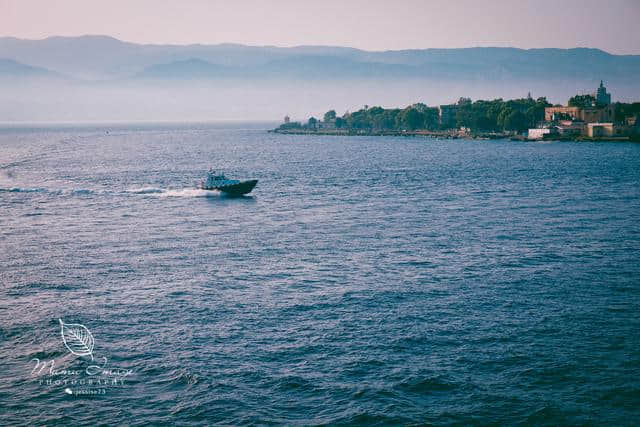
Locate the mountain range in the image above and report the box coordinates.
[1,35,639,121]
[1,35,639,82]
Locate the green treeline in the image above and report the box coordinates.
[280,97,553,133]
[279,97,640,134]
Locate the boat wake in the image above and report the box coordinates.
[0,187,50,193]
[0,186,113,196]
[1,186,221,198]
[126,187,219,197]
[124,187,166,194]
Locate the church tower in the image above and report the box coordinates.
[595,80,611,105]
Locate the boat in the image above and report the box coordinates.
[199,169,258,196]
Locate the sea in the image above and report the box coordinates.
[1,122,639,425]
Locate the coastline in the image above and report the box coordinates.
[270,128,637,142]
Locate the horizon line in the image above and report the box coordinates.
[0,34,635,56]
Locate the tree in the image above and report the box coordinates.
[497,107,513,129]
[398,107,425,130]
[475,116,494,131]
[503,110,527,132]
[307,117,318,128]
[471,100,498,130]
[382,109,400,130]
[323,110,336,122]
[346,109,371,130]
[423,107,439,130]
[411,103,429,112]
[368,106,385,116]
[486,99,505,128]
[455,104,473,128]
[568,94,596,108]
[277,121,301,130]
[304,96,556,134]
[367,106,386,130]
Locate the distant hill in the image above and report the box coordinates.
[1,35,639,83]
[137,58,235,79]
[1,35,639,121]
[136,55,418,80]
[0,58,62,78]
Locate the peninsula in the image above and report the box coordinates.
[272,81,640,141]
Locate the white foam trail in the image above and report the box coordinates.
[125,187,165,194]
[0,187,49,193]
[161,188,219,197]
[1,186,219,198]
[1,187,109,196]
[125,187,218,197]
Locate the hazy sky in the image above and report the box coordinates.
[2,0,639,53]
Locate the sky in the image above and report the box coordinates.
[1,0,639,53]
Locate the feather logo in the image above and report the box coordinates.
[59,318,95,361]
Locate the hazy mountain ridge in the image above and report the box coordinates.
[1,35,639,82]
[1,36,639,121]
[0,58,62,77]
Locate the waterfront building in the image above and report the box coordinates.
[586,123,615,137]
[584,122,633,137]
[528,127,558,140]
[545,106,582,121]
[544,104,615,123]
[317,118,336,130]
[556,120,585,136]
[544,81,615,123]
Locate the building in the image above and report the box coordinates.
[585,123,631,138]
[556,120,585,136]
[544,104,615,123]
[438,104,459,128]
[544,81,615,123]
[587,123,615,137]
[528,127,558,140]
[545,106,581,122]
[317,119,336,130]
[284,115,290,124]
[595,80,611,105]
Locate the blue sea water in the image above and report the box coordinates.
[1,123,639,425]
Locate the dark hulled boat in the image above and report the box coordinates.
[199,169,258,196]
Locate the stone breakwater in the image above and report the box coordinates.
[270,128,639,142]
